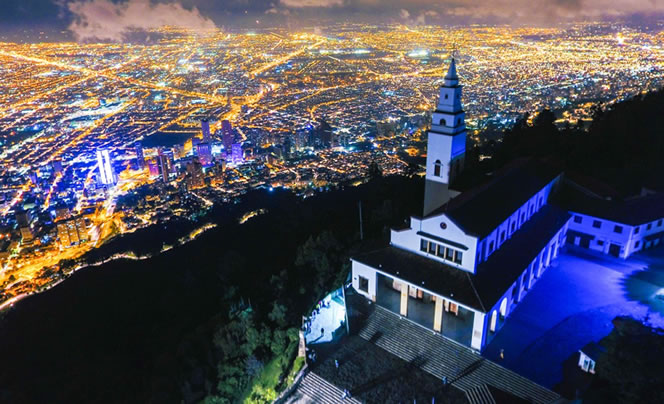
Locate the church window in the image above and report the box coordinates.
[434,160,442,177]
[359,276,369,293]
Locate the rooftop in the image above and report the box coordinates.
[354,204,570,312]
[427,159,562,238]
[553,181,664,226]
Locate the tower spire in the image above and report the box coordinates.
[444,57,458,86]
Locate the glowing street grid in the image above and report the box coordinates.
[484,246,664,388]
[2,22,664,309]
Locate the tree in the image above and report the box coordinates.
[584,317,664,403]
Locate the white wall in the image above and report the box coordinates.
[351,260,377,301]
[391,213,478,273]
[477,179,558,263]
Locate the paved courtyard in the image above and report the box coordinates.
[484,245,664,388]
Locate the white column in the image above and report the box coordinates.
[471,311,486,350]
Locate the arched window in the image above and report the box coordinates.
[490,310,497,332]
[499,297,508,319]
[434,160,442,177]
[438,118,447,126]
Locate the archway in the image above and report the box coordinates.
[499,297,508,319]
[490,310,497,332]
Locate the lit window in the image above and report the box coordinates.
[454,251,463,264]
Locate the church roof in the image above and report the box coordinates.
[426,159,562,238]
[353,204,570,313]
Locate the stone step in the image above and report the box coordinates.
[356,305,560,404]
[297,371,362,404]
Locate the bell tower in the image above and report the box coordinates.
[423,58,467,216]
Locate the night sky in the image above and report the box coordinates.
[0,0,662,41]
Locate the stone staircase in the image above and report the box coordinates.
[356,305,561,404]
[294,371,362,404]
[464,384,496,404]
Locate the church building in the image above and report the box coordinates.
[350,59,573,351]
[350,58,664,352]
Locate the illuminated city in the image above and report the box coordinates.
[2,24,662,307]
[1,0,664,402]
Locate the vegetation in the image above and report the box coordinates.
[461,88,664,196]
[584,317,664,404]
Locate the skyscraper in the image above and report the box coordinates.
[231,143,243,165]
[196,142,212,166]
[222,120,233,157]
[96,149,117,186]
[157,151,170,183]
[201,119,211,142]
[135,142,145,169]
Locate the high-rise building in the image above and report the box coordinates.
[157,149,171,182]
[222,120,234,156]
[135,143,145,169]
[231,143,243,165]
[196,142,213,166]
[96,149,117,186]
[148,159,160,177]
[201,119,211,142]
[185,158,205,190]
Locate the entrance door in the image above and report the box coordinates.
[609,243,621,257]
